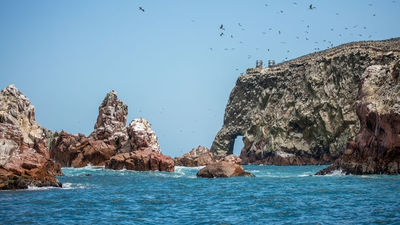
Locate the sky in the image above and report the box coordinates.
[0,0,399,157]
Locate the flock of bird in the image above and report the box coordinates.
[136,2,398,64]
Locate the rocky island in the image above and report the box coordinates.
[211,38,400,168]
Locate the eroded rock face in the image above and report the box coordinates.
[317,62,400,175]
[90,90,128,148]
[211,38,400,165]
[105,148,174,172]
[0,85,62,190]
[118,118,161,153]
[174,145,214,167]
[50,131,116,168]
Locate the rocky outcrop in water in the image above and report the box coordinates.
[174,145,214,167]
[0,85,62,190]
[317,61,400,175]
[50,91,126,167]
[197,155,254,178]
[211,38,400,165]
[105,148,174,172]
[50,91,174,172]
[50,131,116,167]
[106,118,174,171]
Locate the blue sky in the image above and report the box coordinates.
[0,0,399,157]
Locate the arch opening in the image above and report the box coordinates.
[231,135,244,156]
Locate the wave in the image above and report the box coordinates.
[27,182,88,191]
[321,169,346,176]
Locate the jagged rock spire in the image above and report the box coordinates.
[90,90,128,146]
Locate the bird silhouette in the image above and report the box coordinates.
[139,7,145,12]
[220,32,224,36]
[220,24,225,30]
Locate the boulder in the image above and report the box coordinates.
[317,61,400,175]
[197,154,254,178]
[0,85,62,190]
[174,145,214,167]
[196,161,254,178]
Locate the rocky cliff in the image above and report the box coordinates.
[211,38,400,165]
[0,85,62,189]
[317,61,400,175]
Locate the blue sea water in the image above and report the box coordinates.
[1,165,400,225]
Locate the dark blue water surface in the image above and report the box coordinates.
[1,165,400,225]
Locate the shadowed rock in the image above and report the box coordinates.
[317,61,400,175]
[211,38,400,165]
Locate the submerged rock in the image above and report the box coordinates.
[174,145,214,167]
[0,85,62,190]
[317,61,400,175]
[197,155,254,178]
[211,38,400,165]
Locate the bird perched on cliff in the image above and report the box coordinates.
[139,7,145,12]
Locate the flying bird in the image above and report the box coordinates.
[220,32,224,36]
[220,24,225,30]
[139,7,145,12]
[309,4,315,10]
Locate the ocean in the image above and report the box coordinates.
[1,165,399,225]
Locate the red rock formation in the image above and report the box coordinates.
[317,62,400,175]
[50,91,174,172]
[0,85,62,190]
[50,131,116,168]
[107,118,174,172]
[105,147,174,172]
[50,91,126,167]
[174,145,214,167]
